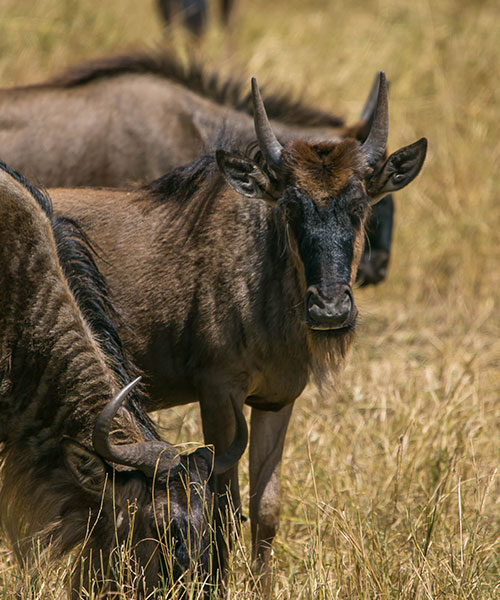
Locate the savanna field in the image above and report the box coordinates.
[1,0,499,598]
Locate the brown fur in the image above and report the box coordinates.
[41,50,345,128]
[0,50,347,188]
[0,164,221,597]
[283,138,370,201]
[50,107,428,591]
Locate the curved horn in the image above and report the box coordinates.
[93,377,180,478]
[251,77,283,171]
[360,72,382,123]
[361,71,389,167]
[213,395,248,475]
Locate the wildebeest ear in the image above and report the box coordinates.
[62,438,107,494]
[216,150,277,204]
[367,138,428,198]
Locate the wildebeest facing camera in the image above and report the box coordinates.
[49,73,426,593]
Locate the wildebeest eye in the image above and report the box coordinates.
[391,173,406,184]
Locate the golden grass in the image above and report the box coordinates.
[1,0,499,597]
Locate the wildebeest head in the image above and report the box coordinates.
[217,74,427,333]
[63,379,246,592]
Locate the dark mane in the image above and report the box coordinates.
[42,50,345,128]
[143,153,225,240]
[0,160,156,438]
[146,153,218,203]
[141,137,265,240]
[0,159,53,216]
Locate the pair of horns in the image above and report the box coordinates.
[93,378,248,478]
[252,71,389,169]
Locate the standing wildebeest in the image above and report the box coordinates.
[51,74,427,587]
[0,51,392,285]
[0,162,247,597]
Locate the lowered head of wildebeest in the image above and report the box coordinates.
[0,162,247,597]
[62,379,247,594]
[61,380,246,594]
[217,73,427,335]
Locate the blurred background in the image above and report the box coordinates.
[0,0,499,598]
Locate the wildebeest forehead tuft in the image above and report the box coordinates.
[282,139,369,202]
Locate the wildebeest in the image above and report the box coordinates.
[0,161,247,597]
[0,50,392,285]
[50,74,427,589]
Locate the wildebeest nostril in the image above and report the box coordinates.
[306,285,354,329]
[306,287,324,311]
[338,289,352,313]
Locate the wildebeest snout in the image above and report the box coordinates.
[306,284,356,330]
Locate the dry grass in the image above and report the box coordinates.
[0,0,499,597]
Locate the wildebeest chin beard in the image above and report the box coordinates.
[307,318,357,338]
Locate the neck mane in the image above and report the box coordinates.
[34,50,345,128]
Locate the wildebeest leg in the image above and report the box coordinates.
[249,403,294,593]
[199,390,244,518]
[220,0,235,24]
[157,0,177,23]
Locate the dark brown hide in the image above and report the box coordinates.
[0,52,344,188]
[49,159,356,592]
[0,163,225,598]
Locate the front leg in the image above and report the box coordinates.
[199,387,246,518]
[249,402,294,593]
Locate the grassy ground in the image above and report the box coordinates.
[1,0,499,597]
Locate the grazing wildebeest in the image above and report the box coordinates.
[50,74,427,589]
[0,51,392,285]
[0,162,247,597]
